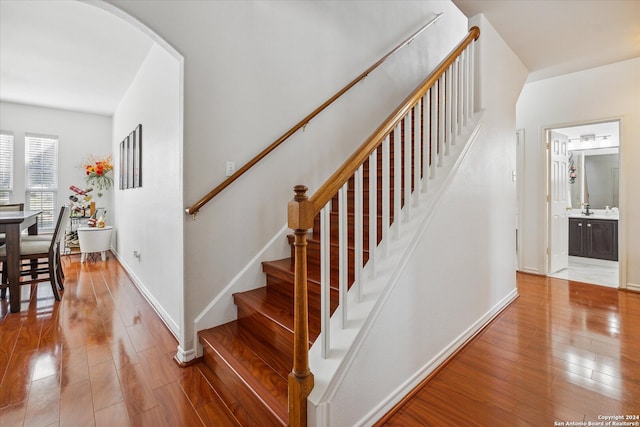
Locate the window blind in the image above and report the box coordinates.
[25,133,58,229]
[0,131,14,204]
[26,133,58,190]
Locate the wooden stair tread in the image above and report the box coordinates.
[304,238,373,262]
[199,321,288,425]
[263,256,360,294]
[263,258,343,292]
[263,258,321,286]
[196,353,283,427]
[234,286,322,345]
[234,287,295,335]
[233,288,294,378]
[191,363,243,427]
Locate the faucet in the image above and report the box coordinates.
[582,203,592,216]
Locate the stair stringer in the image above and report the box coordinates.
[307,112,487,425]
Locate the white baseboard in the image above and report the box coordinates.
[626,282,640,292]
[175,345,197,364]
[110,248,180,340]
[568,256,618,268]
[518,267,543,276]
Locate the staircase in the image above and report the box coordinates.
[198,136,405,426]
[195,27,480,426]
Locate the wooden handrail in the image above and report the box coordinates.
[287,26,480,427]
[185,13,444,217]
[309,26,480,214]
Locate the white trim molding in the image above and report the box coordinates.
[110,248,180,338]
[175,346,197,364]
[626,283,640,293]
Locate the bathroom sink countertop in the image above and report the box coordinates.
[568,211,619,220]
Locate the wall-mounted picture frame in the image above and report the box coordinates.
[119,124,142,190]
[133,124,142,188]
[127,129,134,187]
[119,139,123,189]
[120,136,128,189]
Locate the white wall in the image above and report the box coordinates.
[324,14,527,426]
[108,0,472,356]
[0,101,112,218]
[100,2,528,423]
[112,43,184,337]
[516,58,640,289]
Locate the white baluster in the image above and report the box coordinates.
[455,57,463,136]
[453,63,458,140]
[460,49,469,127]
[404,112,412,221]
[469,42,475,118]
[368,149,377,278]
[414,99,422,205]
[430,85,438,178]
[320,201,331,358]
[422,91,431,192]
[445,67,452,155]
[463,48,470,126]
[354,166,363,302]
[338,184,348,329]
[393,124,402,237]
[438,77,445,167]
[381,135,390,257]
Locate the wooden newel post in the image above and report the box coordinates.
[287,185,315,427]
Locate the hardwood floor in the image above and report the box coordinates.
[0,254,237,427]
[2,256,639,426]
[377,272,640,426]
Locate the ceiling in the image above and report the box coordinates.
[0,1,638,115]
[452,0,640,82]
[555,120,620,150]
[451,0,637,146]
[0,0,153,116]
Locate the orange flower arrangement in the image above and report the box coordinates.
[82,154,113,196]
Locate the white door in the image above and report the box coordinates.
[549,131,569,274]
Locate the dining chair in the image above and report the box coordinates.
[0,205,70,301]
[21,204,71,285]
[0,203,24,211]
[0,203,25,245]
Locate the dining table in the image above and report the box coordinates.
[0,210,41,312]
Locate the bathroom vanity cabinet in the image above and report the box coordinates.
[569,217,618,261]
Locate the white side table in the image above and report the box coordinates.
[77,226,113,262]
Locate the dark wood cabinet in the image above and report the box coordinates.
[568,218,618,261]
[568,218,584,257]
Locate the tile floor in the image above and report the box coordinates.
[548,256,618,288]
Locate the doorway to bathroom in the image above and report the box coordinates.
[546,119,620,288]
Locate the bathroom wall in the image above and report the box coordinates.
[517,57,640,290]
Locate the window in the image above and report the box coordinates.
[25,133,58,229]
[0,131,14,204]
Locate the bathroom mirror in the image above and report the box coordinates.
[568,148,619,209]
